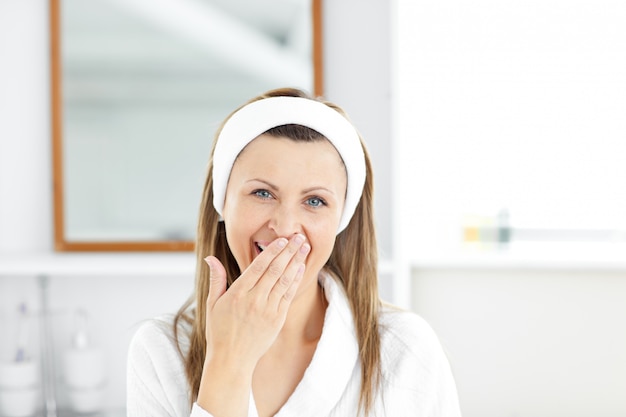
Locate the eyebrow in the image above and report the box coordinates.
[247,179,279,191]
[302,186,336,196]
[246,179,336,196]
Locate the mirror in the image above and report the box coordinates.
[51,0,322,251]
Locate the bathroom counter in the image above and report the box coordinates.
[1,242,624,279]
[35,409,125,417]
[0,252,196,277]
[0,252,396,277]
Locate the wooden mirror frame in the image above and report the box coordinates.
[50,0,324,252]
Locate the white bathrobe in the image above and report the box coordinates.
[127,274,462,417]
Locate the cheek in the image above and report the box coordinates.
[223,202,252,249]
[225,212,257,242]
[306,225,337,265]
[224,197,262,229]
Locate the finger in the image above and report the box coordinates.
[254,234,306,296]
[205,256,227,311]
[277,263,306,314]
[268,242,310,307]
[234,237,288,292]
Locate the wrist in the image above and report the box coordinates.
[202,352,255,385]
[197,355,254,416]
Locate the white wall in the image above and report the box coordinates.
[413,268,626,417]
[323,0,392,259]
[0,0,52,254]
[1,1,625,416]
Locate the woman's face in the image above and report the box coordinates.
[222,134,347,293]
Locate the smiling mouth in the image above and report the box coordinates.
[254,242,267,254]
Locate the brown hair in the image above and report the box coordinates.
[173,87,382,414]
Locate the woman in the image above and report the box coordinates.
[127,88,461,417]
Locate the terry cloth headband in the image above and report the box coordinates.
[212,96,366,234]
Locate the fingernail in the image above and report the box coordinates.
[204,256,213,271]
[300,243,311,254]
[277,238,288,248]
[294,234,305,245]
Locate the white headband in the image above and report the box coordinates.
[212,96,366,234]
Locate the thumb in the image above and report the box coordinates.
[204,256,227,310]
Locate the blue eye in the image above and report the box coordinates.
[254,190,272,199]
[306,197,326,208]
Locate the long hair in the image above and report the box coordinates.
[173,87,382,415]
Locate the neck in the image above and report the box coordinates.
[277,272,327,345]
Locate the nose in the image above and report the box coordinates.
[268,203,303,237]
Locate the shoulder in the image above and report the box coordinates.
[127,315,190,379]
[378,305,453,384]
[379,306,442,354]
[127,316,193,416]
[377,306,462,414]
[129,316,178,352]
